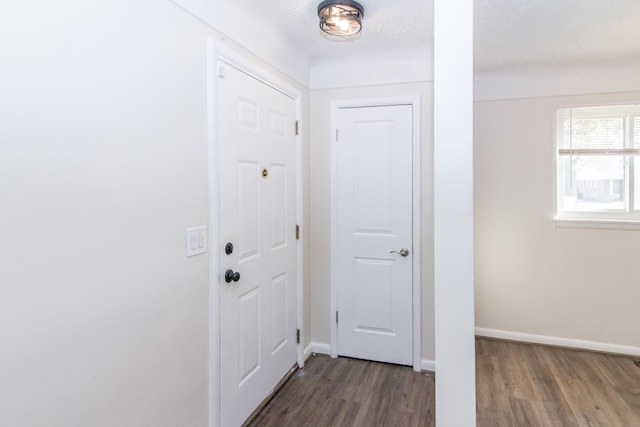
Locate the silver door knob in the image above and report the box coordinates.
[390,248,410,257]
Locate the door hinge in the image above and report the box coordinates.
[336,128,339,141]
[295,120,299,136]
[336,311,339,324]
[296,329,300,344]
[217,62,225,78]
[295,224,300,240]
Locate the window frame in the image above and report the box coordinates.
[554,103,640,226]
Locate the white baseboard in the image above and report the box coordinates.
[303,343,313,361]
[421,359,436,372]
[306,342,436,372]
[306,342,331,356]
[303,329,640,374]
[476,327,640,357]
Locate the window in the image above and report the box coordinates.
[556,104,640,222]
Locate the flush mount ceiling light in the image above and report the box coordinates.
[317,0,365,39]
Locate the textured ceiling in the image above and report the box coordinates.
[475,0,640,71]
[221,0,432,65]
[215,0,640,72]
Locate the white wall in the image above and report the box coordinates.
[0,1,311,425]
[474,66,640,352]
[170,0,310,86]
[309,82,435,363]
[310,51,432,90]
[0,1,210,424]
[475,61,640,102]
[434,0,476,423]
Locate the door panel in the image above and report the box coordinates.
[237,162,259,261]
[271,273,287,353]
[336,105,413,366]
[270,164,287,248]
[354,257,395,333]
[354,123,393,232]
[218,61,297,427]
[238,287,260,384]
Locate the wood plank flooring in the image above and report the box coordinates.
[247,355,435,427]
[249,338,640,427]
[476,338,640,427]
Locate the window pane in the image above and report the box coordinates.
[562,155,625,211]
[563,117,625,150]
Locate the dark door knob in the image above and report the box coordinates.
[225,269,241,283]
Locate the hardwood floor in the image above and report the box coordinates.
[247,355,435,427]
[249,338,640,427]
[476,338,640,427]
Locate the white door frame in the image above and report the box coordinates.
[329,97,422,372]
[206,38,305,427]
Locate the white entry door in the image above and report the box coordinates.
[335,105,413,366]
[218,61,298,427]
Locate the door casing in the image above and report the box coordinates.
[206,38,305,427]
[329,97,422,372]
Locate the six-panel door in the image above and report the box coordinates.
[218,62,297,427]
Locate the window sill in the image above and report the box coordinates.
[553,217,640,231]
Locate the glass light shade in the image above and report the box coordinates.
[317,0,364,38]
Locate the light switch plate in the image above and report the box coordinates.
[186,226,207,257]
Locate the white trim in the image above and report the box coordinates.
[216,57,298,101]
[421,359,436,373]
[205,37,220,427]
[329,96,422,370]
[207,40,304,427]
[308,343,433,370]
[312,342,331,355]
[552,217,640,231]
[309,342,332,356]
[304,343,314,361]
[475,328,640,357]
[411,100,422,373]
[295,99,305,369]
[329,102,338,357]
